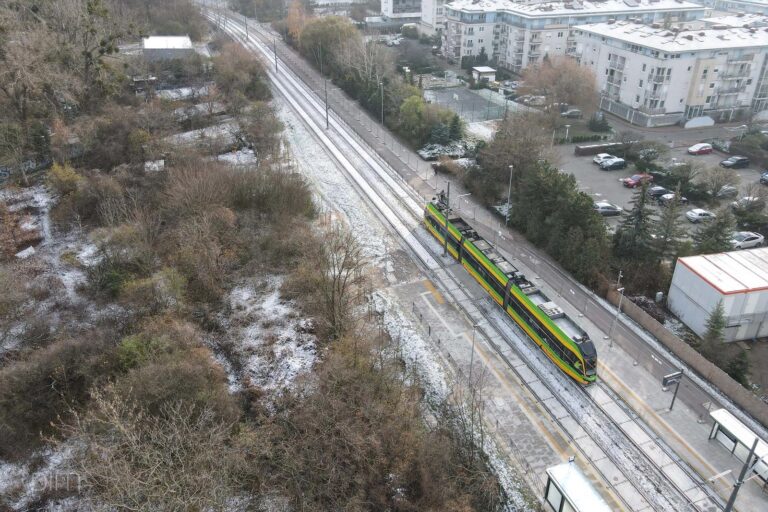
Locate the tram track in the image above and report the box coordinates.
[203,8,726,511]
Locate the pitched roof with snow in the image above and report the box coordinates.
[677,247,768,295]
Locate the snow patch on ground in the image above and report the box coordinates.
[0,445,77,511]
[156,84,211,101]
[219,276,316,395]
[215,148,257,166]
[276,101,391,268]
[466,120,499,142]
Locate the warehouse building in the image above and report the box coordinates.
[142,36,194,61]
[667,248,768,343]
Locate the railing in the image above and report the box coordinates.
[606,75,622,86]
[727,53,754,63]
[720,70,750,79]
[650,74,669,84]
[646,90,664,99]
[638,105,666,115]
[608,60,625,71]
[718,85,747,94]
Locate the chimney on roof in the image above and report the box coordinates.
[684,34,693,40]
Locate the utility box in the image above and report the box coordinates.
[667,248,768,343]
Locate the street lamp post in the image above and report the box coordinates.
[564,124,571,142]
[468,324,479,386]
[457,192,471,213]
[379,81,384,126]
[506,165,513,225]
[609,286,625,348]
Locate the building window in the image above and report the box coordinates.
[642,63,646,71]
[706,96,712,103]
[557,31,564,37]
[636,95,640,102]
[687,66,691,71]
[639,79,643,87]
[710,83,715,88]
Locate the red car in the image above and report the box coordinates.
[621,173,653,188]
[687,143,713,155]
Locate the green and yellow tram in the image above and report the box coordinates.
[424,192,597,384]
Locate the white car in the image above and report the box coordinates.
[730,231,764,249]
[730,196,764,210]
[686,208,716,223]
[593,153,615,165]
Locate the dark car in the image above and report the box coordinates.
[658,193,688,206]
[720,156,750,169]
[600,157,626,170]
[647,186,671,200]
[761,171,768,185]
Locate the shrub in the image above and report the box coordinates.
[120,267,187,314]
[47,162,82,196]
[0,336,120,459]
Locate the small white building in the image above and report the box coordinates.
[573,22,768,126]
[472,66,496,82]
[142,36,194,61]
[667,247,768,343]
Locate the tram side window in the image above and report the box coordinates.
[545,480,563,511]
[427,216,445,236]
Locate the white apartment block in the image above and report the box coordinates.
[573,22,768,126]
[421,0,448,34]
[442,0,708,72]
[382,0,421,20]
[698,0,768,15]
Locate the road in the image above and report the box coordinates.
[200,6,767,510]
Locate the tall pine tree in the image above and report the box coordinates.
[652,189,685,260]
[694,209,734,255]
[613,183,655,261]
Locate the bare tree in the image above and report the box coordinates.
[699,166,741,198]
[63,392,247,511]
[312,224,367,338]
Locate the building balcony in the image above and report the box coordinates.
[646,91,665,100]
[606,76,622,86]
[720,71,750,80]
[608,60,625,71]
[650,74,669,84]
[638,105,666,115]
[718,85,747,95]
[727,54,754,63]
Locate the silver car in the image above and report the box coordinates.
[686,208,716,223]
[730,231,764,249]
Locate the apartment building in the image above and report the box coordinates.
[573,22,768,126]
[697,0,768,15]
[382,0,422,20]
[442,0,707,72]
[421,0,448,34]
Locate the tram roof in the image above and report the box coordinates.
[710,409,768,459]
[546,462,612,512]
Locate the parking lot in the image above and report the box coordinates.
[557,144,767,234]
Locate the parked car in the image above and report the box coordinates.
[561,109,582,119]
[600,157,626,170]
[647,186,671,200]
[760,171,768,185]
[730,196,765,211]
[687,143,713,155]
[720,156,750,169]
[730,231,765,249]
[716,185,739,198]
[686,208,716,223]
[593,153,615,165]
[658,193,688,206]
[621,173,653,188]
[593,201,623,216]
